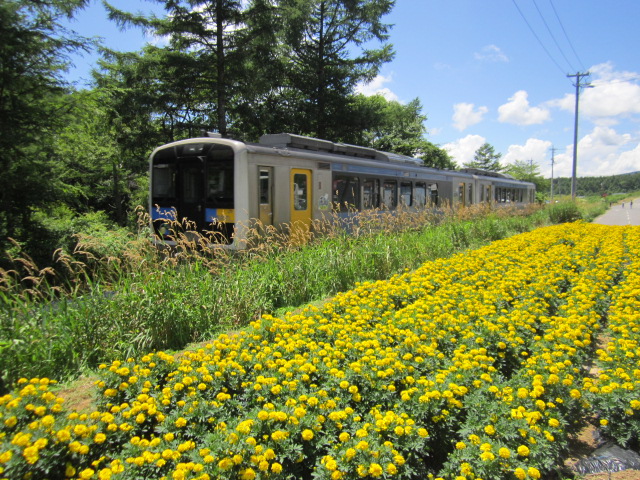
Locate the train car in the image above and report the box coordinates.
[149,133,535,248]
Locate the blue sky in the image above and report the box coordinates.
[64,0,640,179]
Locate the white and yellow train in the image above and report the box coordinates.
[149,133,535,248]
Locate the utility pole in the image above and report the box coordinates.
[567,72,592,201]
[550,146,557,202]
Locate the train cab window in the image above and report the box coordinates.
[333,175,359,211]
[414,182,427,207]
[152,164,176,199]
[293,173,308,210]
[363,179,380,209]
[382,181,397,209]
[400,182,412,207]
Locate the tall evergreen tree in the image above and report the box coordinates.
[280,0,394,139]
[0,0,89,244]
[464,143,504,172]
[104,0,246,137]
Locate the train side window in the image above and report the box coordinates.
[362,178,380,209]
[468,184,473,205]
[400,182,412,207]
[333,175,359,211]
[293,173,308,210]
[414,182,427,207]
[382,181,397,209]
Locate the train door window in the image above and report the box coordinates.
[362,179,380,209]
[467,184,473,205]
[382,181,397,209]
[429,183,438,206]
[333,175,359,211]
[259,167,273,225]
[293,173,308,210]
[414,182,427,207]
[183,163,203,203]
[400,182,412,207]
[458,183,465,205]
[480,185,485,202]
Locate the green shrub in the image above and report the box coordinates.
[547,201,582,223]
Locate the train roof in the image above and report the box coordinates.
[258,133,424,166]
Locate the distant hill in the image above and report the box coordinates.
[550,171,640,196]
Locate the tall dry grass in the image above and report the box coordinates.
[0,202,546,391]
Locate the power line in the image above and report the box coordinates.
[511,0,567,75]
[548,0,585,71]
[532,0,576,72]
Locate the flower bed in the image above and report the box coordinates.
[1,223,639,480]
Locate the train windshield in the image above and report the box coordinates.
[151,142,234,232]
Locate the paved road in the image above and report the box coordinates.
[592,199,640,226]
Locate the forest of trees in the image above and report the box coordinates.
[1,0,459,265]
[551,171,640,198]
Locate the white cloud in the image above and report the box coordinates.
[474,44,508,62]
[503,138,552,167]
[498,90,551,125]
[548,126,638,178]
[550,63,640,121]
[355,74,400,102]
[443,134,486,165]
[573,126,634,176]
[452,103,488,131]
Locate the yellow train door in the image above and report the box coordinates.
[290,168,312,243]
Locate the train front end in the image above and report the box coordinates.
[149,137,243,247]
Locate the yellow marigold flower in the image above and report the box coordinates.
[498,447,510,458]
[514,468,526,480]
[368,463,383,477]
[4,416,17,428]
[65,463,76,477]
[480,451,495,461]
[528,467,541,479]
[455,442,466,450]
[271,462,283,473]
[600,419,609,426]
[517,445,530,457]
[386,463,397,475]
[240,468,256,480]
[484,425,495,435]
[175,417,187,428]
[94,433,107,444]
[79,468,95,479]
